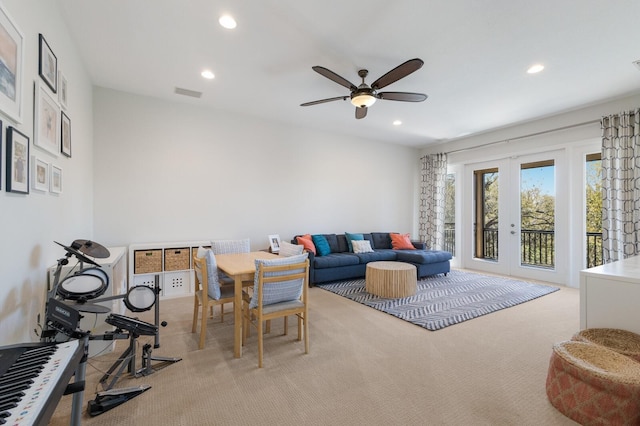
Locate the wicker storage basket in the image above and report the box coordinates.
[134,249,162,274]
[546,340,640,425]
[164,247,190,271]
[573,328,640,362]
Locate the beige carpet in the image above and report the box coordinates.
[49,277,580,425]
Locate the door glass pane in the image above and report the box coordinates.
[586,154,602,267]
[520,161,555,268]
[474,169,498,261]
[444,173,455,256]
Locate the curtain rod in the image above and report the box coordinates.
[444,119,601,155]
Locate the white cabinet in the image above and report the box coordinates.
[48,246,127,357]
[128,240,210,298]
[580,255,640,335]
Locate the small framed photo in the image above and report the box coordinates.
[58,70,68,109]
[61,111,71,157]
[6,126,29,194]
[268,234,281,253]
[38,34,57,92]
[50,164,62,194]
[31,155,49,192]
[34,80,60,156]
[0,5,24,123]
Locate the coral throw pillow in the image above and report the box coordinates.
[296,234,316,255]
[390,233,416,250]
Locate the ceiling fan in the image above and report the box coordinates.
[300,58,428,119]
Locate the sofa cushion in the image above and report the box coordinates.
[345,232,364,252]
[324,234,341,253]
[371,232,393,249]
[296,234,316,255]
[313,253,360,269]
[335,234,349,253]
[391,233,416,250]
[353,250,397,263]
[312,234,331,256]
[395,250,452,264]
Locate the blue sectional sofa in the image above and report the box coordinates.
[292,232,452,285]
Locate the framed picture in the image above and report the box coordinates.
[268,234,281,253]
[31,155,48,192]
[58,70,68,109]
[0,5,24,123]
[61,111,71,157]
[50,164,62,194]
[6,126,29,194]
[34,80,60,156]
[38,34,57,92]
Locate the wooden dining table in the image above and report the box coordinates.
[215,251,278,357]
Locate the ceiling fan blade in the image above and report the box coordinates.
[312,66,357,91]
[370,58,424,90]
[377,92,428,102]
[300,96,348,107]
[355,106,367,119]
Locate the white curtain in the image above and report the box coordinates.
[601,108,640,262]
[419,153,447,250]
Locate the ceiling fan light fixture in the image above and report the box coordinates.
[351,93,376,108]
[219,15,237,29]
[527,63,544,74]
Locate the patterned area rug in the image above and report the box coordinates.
[318,270,559,330]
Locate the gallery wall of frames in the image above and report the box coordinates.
[1,4,70,195]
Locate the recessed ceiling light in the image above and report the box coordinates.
[393,120,402,126]
[219,15,237,29]
[527,64,544,74]
[201,70,215,79]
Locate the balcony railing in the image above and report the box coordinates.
[586,232,603,268]
[447,228,603,268]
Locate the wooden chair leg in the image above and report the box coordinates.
[258,318,264,368]
[284,316,288,336]
[209,305,214,319]
[191,298,199,334]
[220,303,224,322]
[297,313,302,341]
[244,304,251,339]
[199,301,208,350]
[265,320,271,334]
[303,311,309,354]
[242,307,247,346]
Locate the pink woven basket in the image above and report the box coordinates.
[546,341,640,425]
[573,328,640,363]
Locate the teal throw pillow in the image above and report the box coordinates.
[312,234,331,256]
[345,232,364,252]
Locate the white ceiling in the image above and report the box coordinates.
[56,0,640,147]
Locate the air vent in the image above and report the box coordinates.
[633,60,640,72]
[174,87,202,98]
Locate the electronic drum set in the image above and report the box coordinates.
[43,239,180,419]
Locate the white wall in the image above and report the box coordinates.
[0,1,94,345]
[93,87,420,250]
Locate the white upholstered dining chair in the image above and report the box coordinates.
[211,238,250,255]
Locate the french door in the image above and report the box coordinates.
[462,150,567,284]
